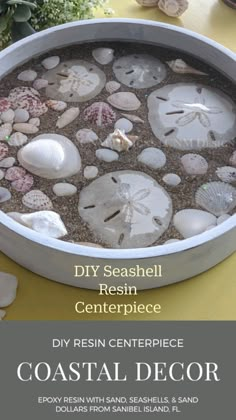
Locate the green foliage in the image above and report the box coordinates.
[0,0,110,49]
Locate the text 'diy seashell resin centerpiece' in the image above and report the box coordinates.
[0,20,235,289]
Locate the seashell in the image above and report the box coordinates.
[105,81,121,94]
[13,123,38,134]
[22,189,53,210]
[0,123,12,141]
[101,129,134,152]
[96,149,119,163]
[76,129,98,145]
[0,97,11,112]
[77,242,103,248]
[138,147,166,169]
[18,133,81,179]
[121,113,144,123]
[14,108,30,123]
[5,166,26,181]
[107,92,141,111]
[11,174,34,193]
[44,60,106,102]
[56,107,80,129]
[8,132,28,147]
[0,309,6,320]
[46,100,67,112]
[162,173,181,186]
[0,272,18,307]
[216,166,236,183]
[136,0,159,5]
[113,54,166,89]
[84,166,98,179]
[229,151,236,167]
[33,78,49,90]
[1,109,15,123]
[8,211,67,239]
[167,59,208,75]
[17,70,37,82]
[217,214,231,225]
[78,170,172,248]
[0,157,15,168]
[41,56,60,70]
[29,117,40,127]
[0,187,11,203]
[0,169,4,180]
[173,209,217,239]
[53,183,77,197]
[158,0,189,17]
[114,118,133,133]
[164,239,181,244]
[0,142,8,160]
[195,181,236,216]
[84,102,116,127]
[92,48,114,65]
[8,87,48,118]
[181,153,208,175]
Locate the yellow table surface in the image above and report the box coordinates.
[1,0,236,320]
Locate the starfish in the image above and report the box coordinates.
[118,183,151,224]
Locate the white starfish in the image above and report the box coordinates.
[118,183,151,224]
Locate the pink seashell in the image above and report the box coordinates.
[46,100,67,112]
[0,98,11,113]
[0,142,8,160]
[8,87,48,117]
[22,189,52,210]
[5,167,26,181]
[11,174,34,193]
[83,102,116,127]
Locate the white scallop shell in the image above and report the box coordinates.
[18,133,81,179]
[138,147,166,169]
[0,157,15,168]
[107,92,141,111]
[8,132,28,147]
[0,187,11,203]
[17,69,37,81]
[96,149,119,162]
[101,129,134,152]
[167,59,207,75]
[0,272,18,307]
[46,100,67,112]
[14,108,30,123]
[42,56,60,70]
[216,166,236,183]
[1,109,15,123]
[8,210,67,239]
[181,153,208,175]
[162,173,181,186]
[173,209,217,239]
[195,181,236,216]
[56,107,80,128]
[105,81,121,94]
[136,0,159,5]
[13,123,39,134]
[121,113,144,123]
[92,48,114,65]
[33,78,49,90]
[158,0,189,17]
[0,123,12,141]
[84,166,99,179]
[53,183,77,197]
[115,118,133,133]
[76,129,98,144]
[22,190,53,210]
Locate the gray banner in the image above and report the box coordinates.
[0,322,235,419]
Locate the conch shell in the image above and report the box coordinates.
[158,0,189,17]
[167,59,208,75]
[136,0,158,6]
[101,129,135,152]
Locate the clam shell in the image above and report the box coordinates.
[101,129,134,152]
[18,133,81,179]
[1,109,15,123]
[84,166,98,179]
[107,92,141,111]
[173,209,217,239]
[138,147,166,169]
[0,157,16,168]
[167,59,207,75]
[22,190,53,210]
[216,166,236,183]
[76,129,98,144]
[0,187,11,203]
[121,113,144,123]
[53,183,77,197]
[17,70,37,82]
[83,102,116,127]
[46,100,67,112]
[14,109,30,123]
[33,78,49,90]
[92,48,114,65]
[56,107,80,129]
[13,123,39,134]
[5,167,26,181]
[11,174,34,193]
[96,149,119,162]
[0,272,18,307]
[195,181,236,216]
[8,211,67,239]
[0,123,12,141]
[181,153,208,175]
[105,81,121,94]
[114,118,133,133]
[0,142,8,160]
[42,56,60,70]
[158,0,189,17]
[136,0,159,5]
[8,132,28,147]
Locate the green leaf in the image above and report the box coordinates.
[7,0,37,9]
[0,15,9,33]
[11,20,35,41]
[13,4,31,22]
